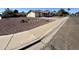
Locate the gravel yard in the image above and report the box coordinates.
[0,17,54,36]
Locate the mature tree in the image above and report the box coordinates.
[2,8,14,18]
[57,8,69,16]
[13,9,20,17]
[67,8,71,15]
[2,8,21,18]
[0,14,2,16]
[53,11,56,13]
[14,9,18,13]
[67,8,70,12]
[53,11,57,16]
[20,11,26,17]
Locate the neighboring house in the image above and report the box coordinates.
[70,13,76,16]
[26,10,52,17]
[75,12,79,16]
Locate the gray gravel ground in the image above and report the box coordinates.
[0,17,54,36]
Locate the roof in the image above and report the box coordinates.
[27,10,49,15]
[31,10,49,13]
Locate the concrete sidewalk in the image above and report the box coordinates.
[0,17,69,50]
[27,17,69,50]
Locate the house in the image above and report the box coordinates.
[26,10,52,17]
[75,12,79,16]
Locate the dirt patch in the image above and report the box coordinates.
[0,17,54,36]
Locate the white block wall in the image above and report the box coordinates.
[27,12,35,17]
[0,17,2,20]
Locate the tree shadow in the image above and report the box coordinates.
[50,45,57,50]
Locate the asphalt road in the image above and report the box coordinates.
[44,16,79,50]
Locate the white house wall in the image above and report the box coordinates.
[0,17,2,20]
[27,12,35,17]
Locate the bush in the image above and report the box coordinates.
[2,8,14,18]
[57,9,69,16]
[2,8,26,18]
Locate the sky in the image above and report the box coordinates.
[0,8,79,13]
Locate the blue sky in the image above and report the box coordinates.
[0,8,79,13]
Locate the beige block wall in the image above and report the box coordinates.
[27,12,36,17]
[0,16,2,20]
